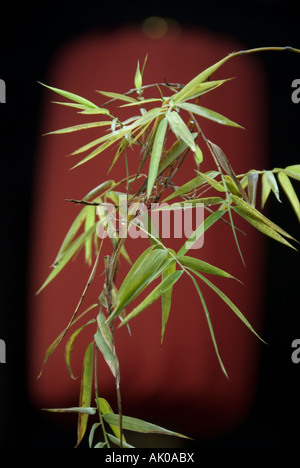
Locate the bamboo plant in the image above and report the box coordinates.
[36,46,300,448]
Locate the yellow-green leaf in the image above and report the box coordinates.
[278,171,300,222]
[76,341,94,447]
[147,117,168,198]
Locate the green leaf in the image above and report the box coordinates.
[45,407,97,414]
[39,82,99,109]
[119,270,183,327]
[178,102,243,128]
[94,310,119,382]
[178,209,226,256]
[285,164,300,180]
[277,172,300,222]
[157,134,198,176]
[261,171,272,208]
[37,224,96,294]
[45,121,112,135]
[84,206,96,266]
[97,90,138,104]
[177,255,236,279]
[191,269,265,343]
[162,171,219,202]
[65,319,96,379]
[166,111,196,152]
[232,194,298,249]
[98,398,126,444]
[161,261,177,343]
[107,434,135,448]
[102,414,190,439]
[172,55,232,104]
[196,170,226,192]
[190,275,228,378]
[265,170,281,202]
[134,60,142,91]
[110,247,170,320]
[147,117,168,198]
[76,342,94,447]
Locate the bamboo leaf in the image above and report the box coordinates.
[178,102,243,128]
[172,55,232,104]
[284,164,300,181]
[190,275,228,378]
[102,414,190,439]
[178,209,226,256]
[97,90,138,104]
[232,195,298,249]
[195,170,226,192]
[161,261,177,343]
[191,269,265,343]
[98,398,126,443]
[147,117,168,198]
[265,170,281,202]
[84,206,96,266]
[110,247,172,321]
[39,82,99,109]
[37,224,96,294]
[166,111,196,152]
[248,172,259,206]
[107,434,134,448]
[65,319,96,379]
[119,270,183,327]
[157,134,198,176]
[94,310,119,382]
[177,255,236,279]
[45,407,97,414]
[261,171,272,208]
[45,121,112,135]
[76,342,94,447]
[277,172,300,222]
[162,171,219,202]
[134,60,142,91]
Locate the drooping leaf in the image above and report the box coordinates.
[147,117,168,198]
[76,341,94,447]
[65,319,96,379]
[232,194,298,249]
[178,102,243,128]
[94,310,119,383]
[110,247,172,321]
[84,206,96,266]
[167,111,196,152]
[261,171,272,208]
[102,414,190,439]
[265,170,281,202]
[161,261,177,343]
[277,171,300,222]
[97,397,127,445]
[45,407,97,414]
[107,434,135,448]
[247,172,259,206]
[284,164,300,181]
[190,275,228,378]
[119,270,183,328]
[37,224,96,294]
[134,60,142,92]
[194,269,265,343]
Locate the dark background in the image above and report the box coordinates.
[0,2,300,448]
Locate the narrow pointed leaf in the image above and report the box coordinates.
[266,170,281,202]
[190,275,228,378]
[120,270,183,327]
[102,414,190,439]
[98,398,126,443]
[261,171,272,208]
[65,319,96,379]
[147,117,168,198]
[177,255,236,279]
[107,434,135,448]
[45,121,112,135]
[277,172,300,222]
[162,171,219,202]
[167,111,196,152]
[178,209,226,256]
[97,90,138,104]
[161,261,177,343]
[37,224,96,294]
[134,60,142,91]
[76,342,94,447]
[39,82,99,109]
[248,172,259,206]
[178,102,243,128]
